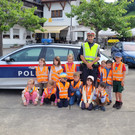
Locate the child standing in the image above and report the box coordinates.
[36,58,49,97]
[112,52,126,109]
[69,72,83,106]
[49,56,63,83]
[56,73,70,108]
[22,79,39,106]
[97,60,106,86]
[64,54,77,82]
[80,76,95,111]
[93,82,108,111]
[101,60,113,105]
[40,80,56,106]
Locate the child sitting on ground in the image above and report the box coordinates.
[93,82,108,111]
[22,79,39,106]
[56,73,70,108]
[80,76,95,111]
[40,80,56,106]
[69,72,83,106]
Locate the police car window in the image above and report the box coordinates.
[9,47,42,62]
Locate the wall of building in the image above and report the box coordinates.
[3,25,35,48]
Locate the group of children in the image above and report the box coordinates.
[22,52,126,111]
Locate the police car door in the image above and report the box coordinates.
[0,46,44,89]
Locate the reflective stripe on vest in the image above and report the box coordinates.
[51,66,63,83]
[70,80,83,96]
[65,63,76,80]
[44,88,56,99]
[95,89,109,102]
[36,66,48,83]
[81,85,94,101]
[113,62,124,81]
[25,86,38,95]
[56,82,70,99]
[102,69,113,85]
[82,42,99,64]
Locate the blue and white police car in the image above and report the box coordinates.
[0,42,111,89]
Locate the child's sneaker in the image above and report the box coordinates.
[94,105,100,110]
[100,106,106,111]
[107,100,112,105]
[113,101,118,108]
[116,102,123,109]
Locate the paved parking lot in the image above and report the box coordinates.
[0,48,135,135]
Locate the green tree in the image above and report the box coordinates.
[66,0,132,42]
[0,0,47,56]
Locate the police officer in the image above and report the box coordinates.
[80,32,101,85]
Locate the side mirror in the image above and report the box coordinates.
[4,57,11,62]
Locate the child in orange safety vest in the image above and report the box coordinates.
[112,52,126,109]
[69,72,83,106]
[40,80,56,106]
[100,60,113,105]
[93,82,108,111]
[64,54,77,82]
[80,75,95,111]
[22,79,39,106]
[97,60,106,86]
[49,56,63,83]
[56,72,71,108]
[36,58,49,97]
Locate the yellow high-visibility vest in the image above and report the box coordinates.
[82,42,99,64]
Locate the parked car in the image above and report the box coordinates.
[111,42,135,66]
[0,43,112,89]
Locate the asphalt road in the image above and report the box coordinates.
[0,67,135,135]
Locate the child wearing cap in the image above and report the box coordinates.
[69,72,83,106]
[100,60,113,105]
[112,52,126,109]
[80,75,95,111]
[64,54,77,83]
[40,80,56,106]
[56,73,71,108]
[22,79,39,106]
[93,82,108,111]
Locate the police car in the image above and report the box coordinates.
[0,42,111,89]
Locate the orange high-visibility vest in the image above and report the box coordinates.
[51,66,63,83]
[113,62,124,81]
[97,66,104,82]
[81,85,94,101]
[25,86,38,95]
[102,69,113,85]
[43,88,56,99]
[95,89,109,102]
[65,63,76,80]
[70,80,83,96]
[56,82,70,99]
[36,66,48,83]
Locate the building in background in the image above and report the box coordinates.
[3,0,43,48]
[37,0,90,43]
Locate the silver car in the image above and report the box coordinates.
[0,43,111,89]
